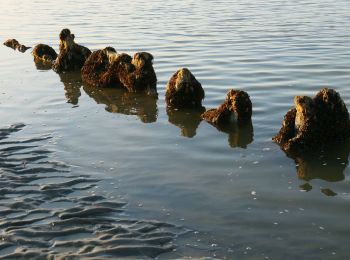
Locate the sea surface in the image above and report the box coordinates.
[0,0,350,259]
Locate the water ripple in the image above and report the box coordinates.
[0,124,185,259]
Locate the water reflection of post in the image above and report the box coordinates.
[33,58,53,71]
[290,141,350,196]
[57,72,82,105]
[33,58,82,105]
[82,84,158,123]
[211,120,254,148]
[226,120,254,148]
[201,89,254,148]
[166,107,205,138]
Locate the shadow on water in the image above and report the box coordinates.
[166,107,205,138]
[83,85,158,123]
[205,120,254,149]
[284,140,350,196]
[219,120,254,149]
[0,124,185,259]
[33,59,53,71]
[57,72,82,105]
[51,70,159,123]
[166,107,255,146]
[33,61,83,104]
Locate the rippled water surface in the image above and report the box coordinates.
[1,0,350,259]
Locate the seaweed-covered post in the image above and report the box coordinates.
[3,39,31,52]
[53,28,91,73]
[165,68,205,109]
[201,89,253,148]
[82,49,158,96]
[201,89,252,126]
[273,88,350,156]
[32,44,58,65]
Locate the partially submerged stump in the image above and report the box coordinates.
[200,89,253,148]
[100,52,133,89]
[81,47,119,88]
[201,89,252,126]
[53,28,91,73]
[165,68,204,108]
[3,39,31,52]
[82,50,158,96]
[32,44,58,64]
[273,88,350,156]
[3,39,20,49]
[118,52,158,96]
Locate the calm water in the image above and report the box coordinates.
[1,0,350,259]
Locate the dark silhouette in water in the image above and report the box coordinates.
[273,88,350,157]
[3,39,31,52]
[83,84,158,123]
[53,28,91,73]
[165,68,204,108]
[166,107,205,138]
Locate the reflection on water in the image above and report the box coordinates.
[2,0,350,257]
[0,124,182,258]
[83,85,158,123]
[54,72,158,122]
[33,60,82,104]
[166,107,205,138]
[225,121,254,149]
[321,188,338,197]
[58,72,82,105]
[206,120,254,149]
[33,58,52,71]
[294,142,349,182]
[290,140,350,196]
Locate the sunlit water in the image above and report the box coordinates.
[0,0,350,259]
